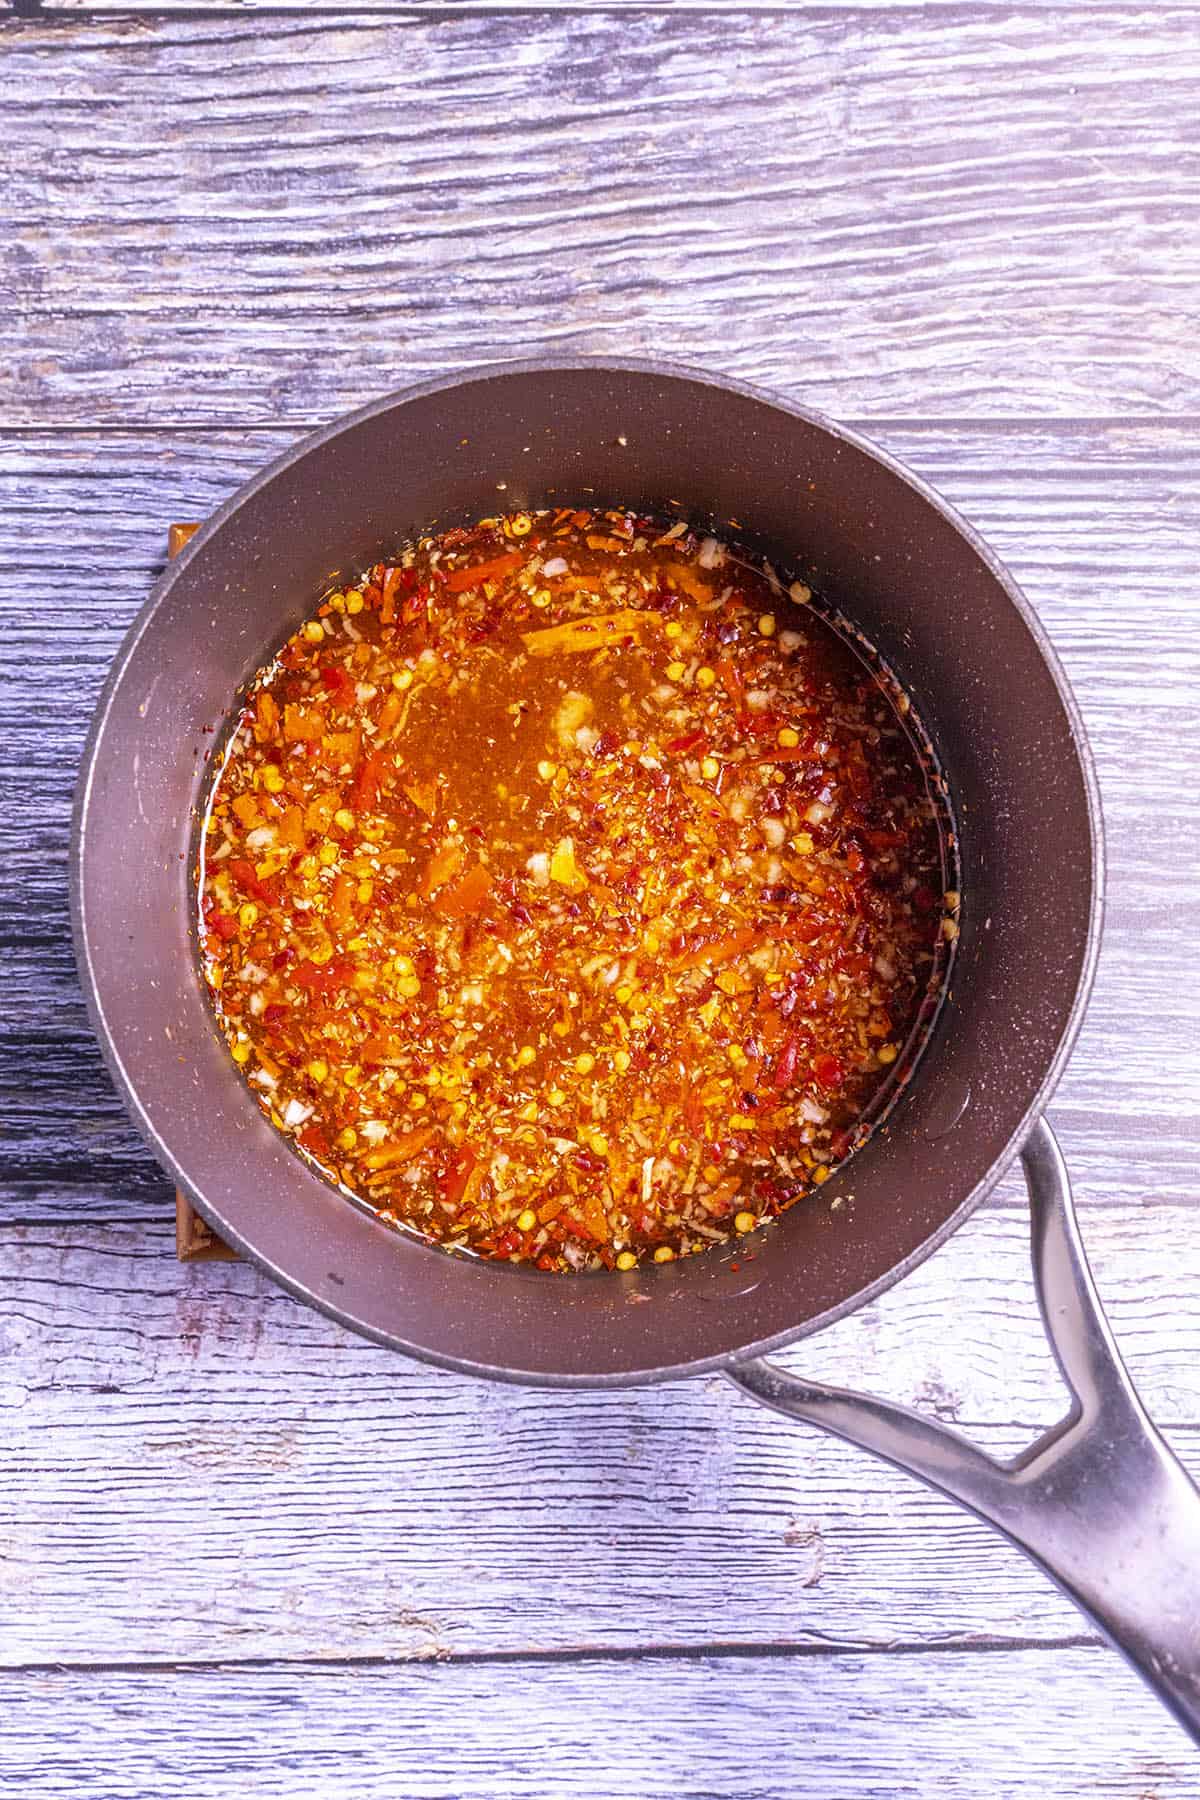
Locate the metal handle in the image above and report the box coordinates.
[728,1118,1200,1744]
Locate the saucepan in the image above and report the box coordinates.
[70,360,1200,1741]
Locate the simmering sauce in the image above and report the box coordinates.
[198,508,954,1270]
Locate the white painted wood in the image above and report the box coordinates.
[1,1204,1197,1664]
[0,1652,1195,1798]
[3,4,1200,1782]
[3,12,1199,424]
[36,0,1149,14]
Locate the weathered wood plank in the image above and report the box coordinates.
[1,1651,1195,1798]
[3,422,1197,1221]
[1,1205,1196,1664]
[3,11,1199,424]
[34,0,1158,14]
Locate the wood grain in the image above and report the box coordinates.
[4,422,1197,1223]
[2,1201,1199,1664]
[34,0,1165,13]
[1,1652,1196,1799]
[3,10,1199,425]
[4,4,1200,1778]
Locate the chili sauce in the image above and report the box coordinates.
[197,508,954,1271]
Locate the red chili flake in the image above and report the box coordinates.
[773,1035,800,1090]
[350,751,383,812]
[229,859,275,905]
[379,566,406,625]
[664,728,706,756]
[294,958,351,998]
[298,1123,331,1159]
[438,1146,478,1208]
[323,662,356,700]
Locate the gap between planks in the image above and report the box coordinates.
[0,1635,1106,1676]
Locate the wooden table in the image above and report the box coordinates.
[3,5,1199,1794]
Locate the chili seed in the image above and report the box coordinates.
[517,1209,537,1231]
[734,1211,757,1233]
[695,665,716,689]
[757,613,777,637]
[616,1251,638,1270]
[653,1246,675,1263]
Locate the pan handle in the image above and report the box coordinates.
[728,1117,1200,1744]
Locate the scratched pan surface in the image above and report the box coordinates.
[70,360,1102,1385]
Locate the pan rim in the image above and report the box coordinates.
[71,355,1105,1388]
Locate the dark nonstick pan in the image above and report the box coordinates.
[71,360,1200,1740]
